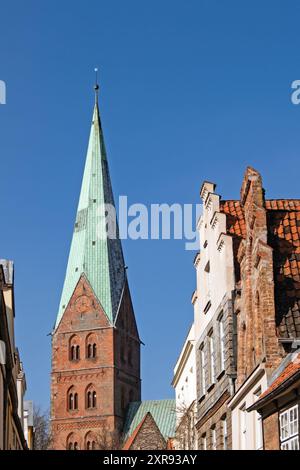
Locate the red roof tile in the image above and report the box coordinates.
[259,353,300,401]
[219,198,300,338]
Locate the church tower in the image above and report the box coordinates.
[50,84,141,450]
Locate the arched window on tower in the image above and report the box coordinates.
[86,385,97,409]
[67,387,78,411]
[85,432,97,450]
[86,334,97,359]
[67,433,80,450]
[69,335,80,361]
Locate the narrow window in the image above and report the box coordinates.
[70,346,75,361]
[86,389,96,409]
[219,315,225,371]
[87,344,92,358]
[254,387,263,450]
[240,404,247,450]
[211,427,217,450]
[87,391,92,408]
[92,343,97,358]
[209,333,215,383]
[200,344,206,395]
[92,391,97,408]
[222,416,228,450]
[68,393,74,411]
[74,393,78,410]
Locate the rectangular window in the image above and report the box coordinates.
[240,404,247,450]
[219,315,225,372]
[254,387,263,450]
[200,344,206,396]
[209,333,215,383]
[222,416,228,450]
[211,427,217,450]
[279,405,299,450]
[201,434,207,450]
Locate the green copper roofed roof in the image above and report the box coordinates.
[55,95,125,329]
[123,399,176,440]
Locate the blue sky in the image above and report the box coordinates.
[1,0,300,411]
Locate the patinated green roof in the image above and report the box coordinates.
[55,98,125,329]
[123,399,176,440]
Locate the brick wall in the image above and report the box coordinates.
[263,412,279,450]
[51,275,140,450]
[236,168,284,387]
[127,414,166,450]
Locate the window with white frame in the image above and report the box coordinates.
[253,387,263,450]
[240,404,247,450]
[211,427,217,450]
[219,314,225,372]
[200,344,206,396]
[279,404,299,450]
[222,416,228,450]
[209,333,215,383]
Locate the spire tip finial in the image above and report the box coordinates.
[94,68,99,101]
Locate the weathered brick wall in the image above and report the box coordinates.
[51,275,140,450]
[263,412,279,450]
[236,168,284,387]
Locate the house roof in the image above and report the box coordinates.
[219,198,300,338]
[123,399,176,441]
[122,413,148,450]
[249,352,300,410]
[266,200,300,338]
[55,96,125,329]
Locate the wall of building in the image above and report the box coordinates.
[193,182,237,450]
[229,366,267,450]
[263,412,279,450]
[128,414,166,450]
[51,275,140,449]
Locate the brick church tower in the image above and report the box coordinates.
[50,85,141,450]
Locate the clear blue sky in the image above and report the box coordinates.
[1,0,300,411]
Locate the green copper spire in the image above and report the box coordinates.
[55,84,125,329]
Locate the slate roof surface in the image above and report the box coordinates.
[123,399,176,441]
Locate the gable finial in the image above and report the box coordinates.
[94,67,99,103]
